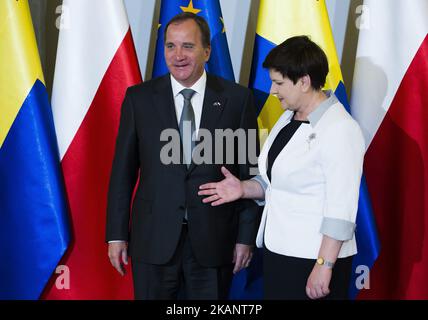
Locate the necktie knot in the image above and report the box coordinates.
[180,89,196,101]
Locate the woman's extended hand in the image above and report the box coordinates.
[198,166,243,206]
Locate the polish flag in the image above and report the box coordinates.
[351,0,428,299]
[43,0,142,299]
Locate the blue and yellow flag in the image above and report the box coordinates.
[152,0,235,81]
[0,0,70,299]
[249,0,380,299]
[251,0,350,131]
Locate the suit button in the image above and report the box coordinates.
[179,205,185,210]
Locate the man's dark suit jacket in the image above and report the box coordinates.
[106,73,259,267]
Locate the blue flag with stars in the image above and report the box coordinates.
[152,0,235,81]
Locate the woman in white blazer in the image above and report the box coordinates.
[199,36,365,300]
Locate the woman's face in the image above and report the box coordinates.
[269,69,303,111]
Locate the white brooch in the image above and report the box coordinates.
[307,133,316,149]
[213,101,222,107]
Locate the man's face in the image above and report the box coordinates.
[164,19,211,87]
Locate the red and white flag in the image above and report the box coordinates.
[351,0,428,299]
[43,0,142,299]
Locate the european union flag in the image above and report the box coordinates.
[152,0,235,81]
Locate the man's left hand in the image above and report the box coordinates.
[233,243,253,274]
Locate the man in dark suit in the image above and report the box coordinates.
[106,12,259,300]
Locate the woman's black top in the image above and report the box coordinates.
[266,116,310,182]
